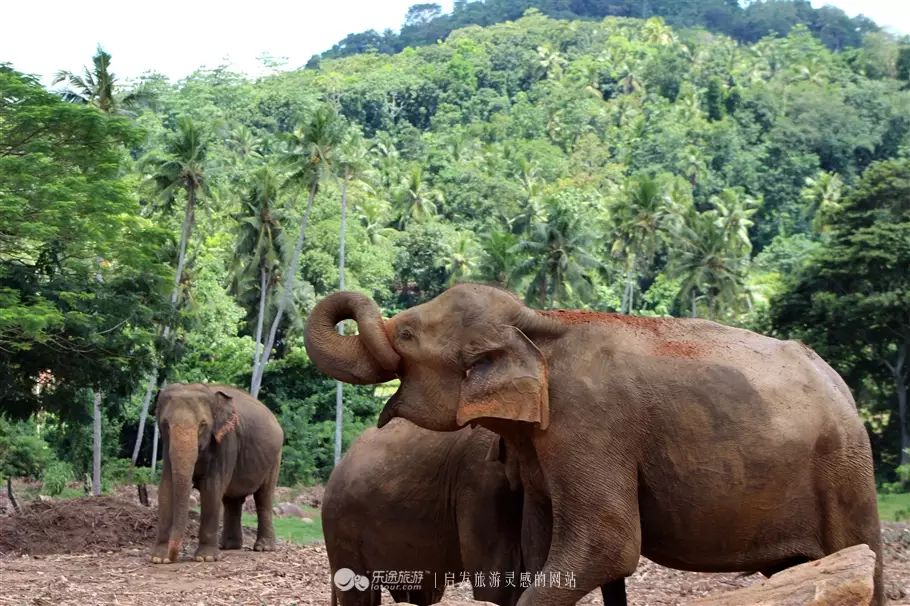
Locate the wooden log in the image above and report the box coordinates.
[689,544,876,606]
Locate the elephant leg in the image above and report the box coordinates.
[521,487,553,575]
[195,481,223,562]
[253,461,279,552]
[600,578,626,606]
[517,463,640,606]
[220,496,245,550]
[150,459,173,563]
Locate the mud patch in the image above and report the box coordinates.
[0,496,256,556]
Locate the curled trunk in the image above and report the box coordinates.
[304,292,399,384]
[166,425,197,561]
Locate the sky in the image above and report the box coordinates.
[1,0,906,86]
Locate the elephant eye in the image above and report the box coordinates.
[465,353,494,377]
[399,328,413,341]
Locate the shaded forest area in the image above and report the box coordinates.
[1,3,909,498]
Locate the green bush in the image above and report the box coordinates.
[101,457,133,491]
[41,460,74,496]
[0,416,53,481]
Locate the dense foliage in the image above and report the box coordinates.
[319,0,879,63]
[2,5,909,487]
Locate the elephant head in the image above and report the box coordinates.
[304,284,565,432]
[154,383,239,560]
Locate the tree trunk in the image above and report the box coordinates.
[151,420,160,480]
[131,185,197,465]
[137,483,149,507]
[892,343,909,468]
[691,292,697,318]
[131,375,157,466]
[624,274,635,314]
[92,389,102,496]
[334,173,349,466]
[7,477,20,515]
[252,179,319,397]
[250,267,269,392]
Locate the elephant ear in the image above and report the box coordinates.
[210,389,240,444]
[457,326,549,430]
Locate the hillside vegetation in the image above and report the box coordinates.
[1,9,909,489]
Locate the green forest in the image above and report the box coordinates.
[2,1,909,499]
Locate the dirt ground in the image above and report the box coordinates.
[0,496,907,605]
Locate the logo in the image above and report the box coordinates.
[333,568,370,592]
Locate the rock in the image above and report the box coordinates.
[273,502,306,518]
[689,544,876,606]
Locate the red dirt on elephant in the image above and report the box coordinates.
[540,309,672,335]
[654,340,702,359]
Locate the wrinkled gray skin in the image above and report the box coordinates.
[151,383,284,564]
[304,285,884,606]
[324,418,524,606]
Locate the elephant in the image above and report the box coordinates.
[323,418,524,606]
[304,284,884,606]
[150,382,284,564]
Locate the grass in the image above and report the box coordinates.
[877,492,910,522]
[242,506,324,544]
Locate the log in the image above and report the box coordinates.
[689,544,876,606]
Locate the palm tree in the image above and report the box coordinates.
[669,189,756,318]
[356,197,396,245]
[610,175,677,313]
[477,230,519,288]
[801,171,843,233]
[132,117,210,467]
[394,165,442,229]
[446,231,480,286]
[251,106,343,397]
[514,202,601,309]
[53,46,148,114]
[332,127,369,465]
[230,166,285,392]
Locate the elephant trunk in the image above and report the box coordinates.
[166,424,198,561]
[304,291,399,384]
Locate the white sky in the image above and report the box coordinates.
[1,0,906,86]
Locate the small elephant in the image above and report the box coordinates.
[323,418,524,606]
[305,285,884,606]
[151,383,284,564]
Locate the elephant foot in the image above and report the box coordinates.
[220,536,243,550]
[193,545,221,562]
[253,537,276,552]
[150,542,177,564]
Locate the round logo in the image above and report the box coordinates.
[333,568,369,592]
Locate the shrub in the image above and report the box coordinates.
[41,460,74,496]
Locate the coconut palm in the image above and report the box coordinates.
[514,202,601,309]
[230,166,285,391]
[394,165,442,229]
[332,127,370,464]
[670,189,756,318]
[477,230,520,288]
[251,106,343,397]
[53,46,148,114]
[610,174,677,313]
[131,117,210,468]
[801,171,843,233]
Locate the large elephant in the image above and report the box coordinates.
[304,285,884,606]
[324,418,524,605]
[151,383,284,564]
